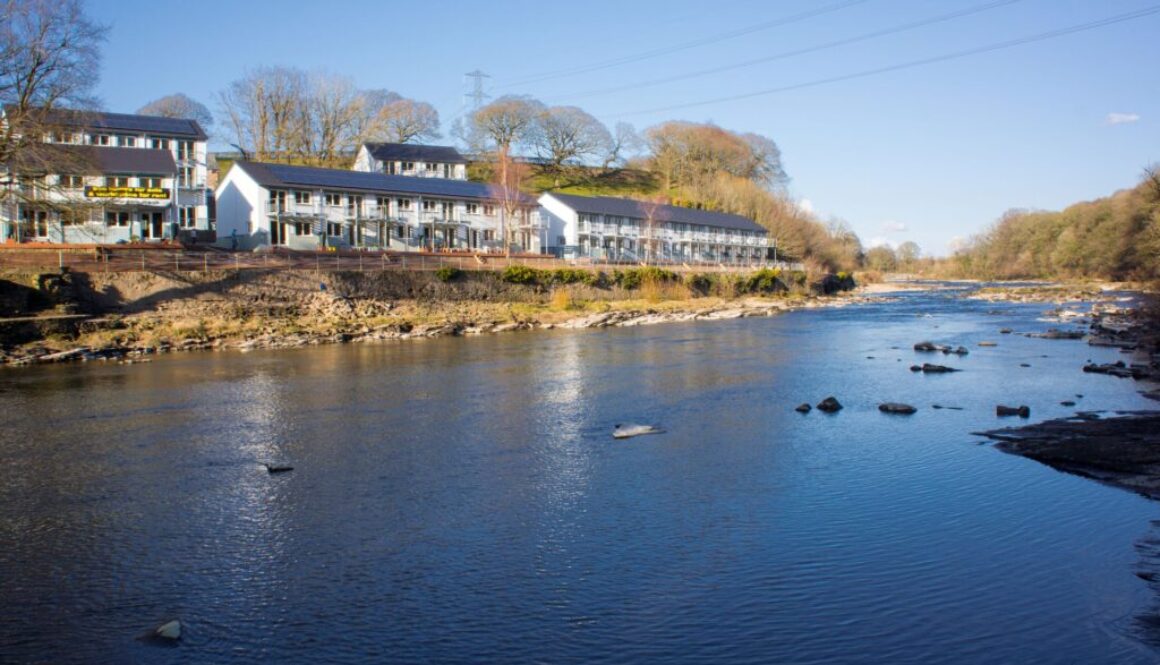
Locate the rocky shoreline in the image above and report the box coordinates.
[974,283,1160,498]
[1,286,888,367]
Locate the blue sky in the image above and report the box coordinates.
[89,0,1159,256]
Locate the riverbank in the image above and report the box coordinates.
[0,267,876,366]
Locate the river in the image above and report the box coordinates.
[2,286,1159,663]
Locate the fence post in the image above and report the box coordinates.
[140,251,145,271]
[175,252,180,272]
[203,253,208,273]
[234,254,239,271]
[58,250,63,270]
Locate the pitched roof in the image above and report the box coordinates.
[362,143,466,164]
[4,106,208,140]
[542,192,767,233]
[229,161,535,205]
[8,145,176,175]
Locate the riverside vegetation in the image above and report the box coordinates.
[0,266,860,365]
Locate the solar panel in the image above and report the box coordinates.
[547,192,764,233]
[254,163,533,203]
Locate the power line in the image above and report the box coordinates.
[550,0,1025,103]
[496,0,872,90]
[614,4,1160,118]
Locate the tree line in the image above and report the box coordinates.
[937,167,1160,282]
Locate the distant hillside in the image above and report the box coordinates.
[943,171,1160,281]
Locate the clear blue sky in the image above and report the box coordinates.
[89,0,1159,256]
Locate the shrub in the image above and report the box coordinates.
[549,268,598,286]
[743,268,783,294]
[501,265,541,285]
[434,266,463,282]
[684,273,713,295]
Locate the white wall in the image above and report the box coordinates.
[538,193,579,256]
[213,166,264,248]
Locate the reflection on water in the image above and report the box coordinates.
[1,288,1159,663]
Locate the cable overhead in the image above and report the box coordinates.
[497,0,872,90]
[614,4,1160,118]
[551,0,1025,103]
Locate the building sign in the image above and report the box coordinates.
[84,186,170,200]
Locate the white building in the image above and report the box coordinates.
[352,143,468,180]
[216,161,543,253]
[539,192,773,263]
[0,108,210,244]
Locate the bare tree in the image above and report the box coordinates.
[1,0,106,239]
[468,95,543,155]
[218,66,308,161]
[302,72,363,165]
[137,93,213,128]
[488,148,529,258]
[0,0,106,166]
[531,105,611,173]
[378,98,440,143]
[740,132,788,188]
[603,121,642,169]
[1144,163,1160,203]
[637,196,667,264]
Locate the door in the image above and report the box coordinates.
[142,212,164,240]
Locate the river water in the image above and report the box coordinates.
[2,286,1159,663]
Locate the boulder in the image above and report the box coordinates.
[914,341,948,352]
[920,363,959,373]
[794,403,812,413]
[909,365,923,372]
[613,423,664,439]
[996,405,1031,418]
[879,402,917,415]
[816,396,843,413]
[154,620,182,641]
[1000,328,1013,334]
[943,346,970,356]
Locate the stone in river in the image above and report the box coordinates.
[879,402,917,415]
[816,396,843,413]
[996,405,1031,418]
[795,403,812,413]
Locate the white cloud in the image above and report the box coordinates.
[1106,112,1140,125]
[868,236,895,249]
[797,198,814,214]
[881,220,907,233]
[947,236,969,254]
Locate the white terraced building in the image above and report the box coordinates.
[538,192,774,263]
[0,108,210,244]
[215,161,543,253]
[352,143,468,180]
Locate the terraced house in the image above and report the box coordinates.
[538,192,774,264]
[215,161,543,253]
[0,108,210,244]
[352,143,468,180]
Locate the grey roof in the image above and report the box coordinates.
[363,143,466,164]
[544,192,767,233]
[231,161,535,205]
[5,106,208,140]
[9,145,176,175]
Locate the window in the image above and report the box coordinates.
[426,162,437,171]
[151,137,170,150]
[106,211,130,227]
[119,136,136,147]
[466,203,479,214]
[142,177,162,189]
[326,222,343,236]
[50,131,77,144]
[105,176,129,188]
[60,175,84,190]
[324,192,342,206]
[95,134,112,146]
[397,198,412,210]
[402,161,414,171]
[293,222,312,236]
[61,210,86,226]
[177,141,193,160]
[294,191,312,204]
[376,196,388,207]
[421,200,437,211]
[179,207,196,228]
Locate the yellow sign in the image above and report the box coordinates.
[84,186,170,200]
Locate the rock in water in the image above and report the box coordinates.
[265,464,294,473]
[816,396,843,413]
[613,424,664,439]
[978,341,998,347]
[794,403,812,413]
[155,620,181,641]
[996,405,1031,418]
[879,403,917,415]
[921,363,959,373]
